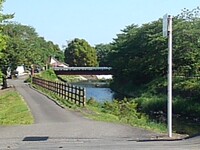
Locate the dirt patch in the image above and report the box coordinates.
[0,87,15,95]
[81,75,98,80]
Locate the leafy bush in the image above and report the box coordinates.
[134,94,167,114]
[100,98,166,131]
[173,78,200,101]
[87,98,100,107]
[37,69,58,81]
[102,99,148,124]
[173,97,200,118]
[102,100,120,116]
[133,91,200,119]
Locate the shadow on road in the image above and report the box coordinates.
[23,136,49,142]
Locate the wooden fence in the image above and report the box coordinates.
[32,77,86,106]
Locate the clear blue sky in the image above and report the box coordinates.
[3,0,200,48]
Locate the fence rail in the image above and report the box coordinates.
[32,77,86,106]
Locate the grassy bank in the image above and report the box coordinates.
[84,98,167,133]
[0,89,34,125]
[112,77,200,122]
[35,69,58,81]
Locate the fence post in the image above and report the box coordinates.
[32,77,86,106]
[62,83,65,99]
[83,88,86,106]
[78,87,81,106]
[64,84,67,99]
[56,82,59,95]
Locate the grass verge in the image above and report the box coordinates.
[0,89,34,125]
[32,84,79,110]
[83,99,167,133]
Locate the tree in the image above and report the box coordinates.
[0,22,64,88]
[172,7,200,76]
[110,7,200,88]
[0,0,14,88]
[64,38,98,67]
[1,22,64,68]
[95,43,112,66]
[110,22,167,85]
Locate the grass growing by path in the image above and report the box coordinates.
[0,89,34,125]
[83,99,167,133]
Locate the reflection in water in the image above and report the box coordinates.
[72,81,115,102]
[86,87,114,102]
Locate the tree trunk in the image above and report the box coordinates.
[2,75,7,89]
[2,68,8,89]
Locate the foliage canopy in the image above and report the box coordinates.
[108,7,200,87]
[64,38,98,67]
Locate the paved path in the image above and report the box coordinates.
[0,77,199,149]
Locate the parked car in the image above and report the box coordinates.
[12,70,19,78]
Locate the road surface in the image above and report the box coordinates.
[0,76,199,150]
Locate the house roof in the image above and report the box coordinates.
[49,57,69,68]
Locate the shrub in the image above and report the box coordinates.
[173,97,200,118]
[134,94,167,115]
[87,98,100,107]
[101,100,119,116]
[37,69,58,81]
[173,78,200,101]
[102,99,145,123]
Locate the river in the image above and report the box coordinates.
[71,81,116,102]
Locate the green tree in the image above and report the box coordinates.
[64,38,98,67]
[95,43,112,66]
[110,7,200,88]
[1,23,64,68]
[0,22,64,88]
[173,7,200,76]
[0,0,14,88]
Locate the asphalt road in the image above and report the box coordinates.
[0,77,199,150]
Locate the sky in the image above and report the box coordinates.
[3,0,200,48]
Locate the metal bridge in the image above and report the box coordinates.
[53,67,113,75]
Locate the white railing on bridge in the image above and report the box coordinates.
[53,67,112,71]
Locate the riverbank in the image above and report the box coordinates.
[111,77,200,136]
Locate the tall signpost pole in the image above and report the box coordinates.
[163,14,173,138]
[168,15,173,138]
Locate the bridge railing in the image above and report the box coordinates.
[32,77,86,106]
[53,67,113,75]
[53,67,112,71]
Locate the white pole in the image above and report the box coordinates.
[168,15,173,138]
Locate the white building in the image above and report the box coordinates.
[16,65,25,75]
[49,57,68,68]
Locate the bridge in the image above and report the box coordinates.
[53,67,113,75]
